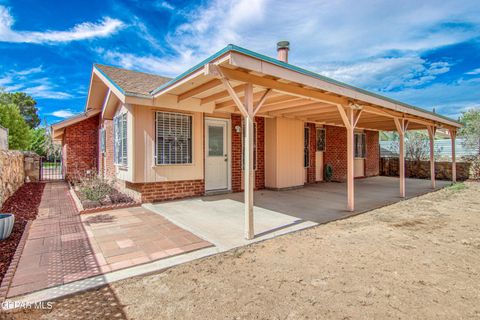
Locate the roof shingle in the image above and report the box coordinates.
[94,64,171,96]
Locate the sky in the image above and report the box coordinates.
[0,0,479,124]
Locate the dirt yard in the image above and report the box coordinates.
[5,182,480,320]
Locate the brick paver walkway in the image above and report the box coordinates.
[7,182,211,298]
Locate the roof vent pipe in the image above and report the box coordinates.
[277,41,290,63]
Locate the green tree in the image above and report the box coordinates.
[0,103,32,150]
[458,107,480,155]
[0,90,40,128]
[29,127,47,156]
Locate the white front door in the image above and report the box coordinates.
[205,118,230,191]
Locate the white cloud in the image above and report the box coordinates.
[0,66,73,99]
[466,68,480,75]
[0,5,124,44]
[155,1,174,11]
[49,110,76,118]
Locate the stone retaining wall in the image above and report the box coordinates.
[0,150,41,207]
[380,157,471,181]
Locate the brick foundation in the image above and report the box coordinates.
[126,179,205,203]
[62,115,99,181]
[231,114,265,192]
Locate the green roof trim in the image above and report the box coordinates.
[150,44,460,126]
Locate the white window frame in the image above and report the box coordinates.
[113,113,127,166]
[316,128,326,152]
[154,111,193,165]
[99,127,106,154]
[354,132,366,159]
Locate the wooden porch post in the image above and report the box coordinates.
[244,83,255,240]
[427,126,436,189]
[394,118,409,198]
[337,104,362,211]
[449,128,457,183]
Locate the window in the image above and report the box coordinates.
[241,121,257,170]
[316,128,325,151]
[113,113,127,166]
[100,127,106,154]
[155,112,192,165]
[304,127,310,168]
[354,133,366,158]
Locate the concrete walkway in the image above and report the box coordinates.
[7,182,211,298]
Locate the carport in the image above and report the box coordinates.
[150,43,461,240]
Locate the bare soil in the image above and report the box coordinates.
[5,182,480,320]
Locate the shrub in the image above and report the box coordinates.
[469,156,480,180]
[79,175,114,201]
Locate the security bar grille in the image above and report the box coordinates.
[155,112,192,165]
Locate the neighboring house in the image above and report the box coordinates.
[380,138,478,159]
[51,42,461,238]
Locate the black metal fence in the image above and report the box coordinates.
[40,156,63,180]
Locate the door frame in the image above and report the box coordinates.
[204,117,232,191]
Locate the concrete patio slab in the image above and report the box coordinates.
[144,177,450,250]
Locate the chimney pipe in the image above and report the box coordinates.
[277,41,290,63]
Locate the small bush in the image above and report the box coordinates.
[79,176,114,201]
[469,156,480,180]
[448,182,466,191]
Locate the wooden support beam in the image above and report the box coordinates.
[394,118,409,198]
[427,125,437,188]
[244,83,255,240]
[449,128,457,182]
[178,79,222,102]
[253,89,271,116]
[218,66,345,105]
[203,84,246,105]
[336,104,362,211]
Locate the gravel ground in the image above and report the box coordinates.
[0,183,45,283]
[4,182,480,320]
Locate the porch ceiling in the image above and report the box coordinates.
[157,48,460,132]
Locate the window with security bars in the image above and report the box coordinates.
[316,128,325,151]
[113,113,127,166]
[355,133,366,158]
[304,127,310,168]
[155,112,192,165]
[100,127,106,154]
[241,121,257,170]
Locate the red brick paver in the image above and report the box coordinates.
[7,182,211,298]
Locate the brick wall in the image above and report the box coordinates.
[323,126,380,181]
[125,179,204,202]
[63,115,99,181]
[306,123,316,183]
[324,125,348,182]
[231,114,265,192]
[365,130,380,176]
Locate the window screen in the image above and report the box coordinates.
[155,112,192,165]
[100,127,106,154]
[316,128,325,151]
[354,133,366,158]
[113,113,127,166]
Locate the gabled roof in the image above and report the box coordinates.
[94,64,171,97]
[51,109,101,140]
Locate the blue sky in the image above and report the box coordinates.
[0,0,479,124]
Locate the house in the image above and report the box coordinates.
[52,42,461,239]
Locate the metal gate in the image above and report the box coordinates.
[40,154,63,180]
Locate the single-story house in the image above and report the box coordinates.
[52,42,461,239]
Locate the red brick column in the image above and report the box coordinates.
[365,130,380,176]
[63,115,99,181]
[306,123,316,183]
[231,114,265,192]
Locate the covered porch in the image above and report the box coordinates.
[149,43,461,240]
[145,176,450,250]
